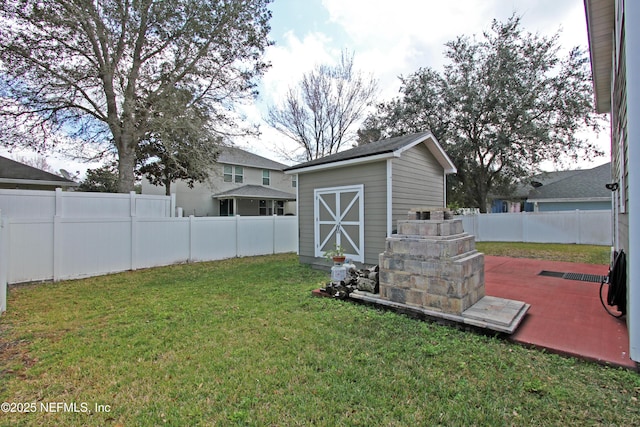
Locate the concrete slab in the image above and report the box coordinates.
[347,291,529,334]
[462,296,528,327]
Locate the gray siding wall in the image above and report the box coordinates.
[391,143,445,231]
[612,14,629,257]
[298,161,387,267]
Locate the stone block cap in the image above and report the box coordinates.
[407,208,453,221]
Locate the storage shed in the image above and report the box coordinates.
[284,131,457,268]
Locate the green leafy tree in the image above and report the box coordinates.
[137,88,221,195]
[361,16,604,211]
[268,50,378,161]
[78,163,119,193]
[0,0,272,192]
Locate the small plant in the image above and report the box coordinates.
[324,244,345,261]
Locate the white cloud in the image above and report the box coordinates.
[237,0,607,169]
[260,31,338,105]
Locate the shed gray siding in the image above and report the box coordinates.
[298,161,387,267]
[391,143,445,231]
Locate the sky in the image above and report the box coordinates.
[2,0,609,178]
[236,0,610,169]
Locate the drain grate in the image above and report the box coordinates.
[538,270,606,283]
[561,272,606,283]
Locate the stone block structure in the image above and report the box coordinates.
[379,209,485,315]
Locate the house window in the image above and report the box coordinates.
[262,169,270,186]
[234,166,243,183]
[292,175,297,188]
[259,200,267,216]
[276,200,284,215]
[223,165,232,182]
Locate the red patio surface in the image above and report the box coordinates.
[485,256,635,369]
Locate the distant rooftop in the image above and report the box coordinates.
[211,184,296,200]
[0,156,78,187]
[217,146,288,171]
[528,162,612,201]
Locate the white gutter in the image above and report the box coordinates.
[284,152,398,175]
[527,197,611,203]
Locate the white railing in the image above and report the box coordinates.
[5,215,298,285]
[459,210,612,245]
[0,188,175,219]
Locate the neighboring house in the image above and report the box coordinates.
[141,146,296,216]
[527,163,612,211]
[0,155,78,190]
[585,0,639,361]
[490,164,612,213]
[284,131,456,268]
[490,169,584,213]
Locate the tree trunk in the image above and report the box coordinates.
[164,177,172,196]
[117,136,136,193]
[477,190,489,213]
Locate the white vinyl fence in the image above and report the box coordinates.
[459,210,612,245]
[0,188,175,219]
[6,215,298,285]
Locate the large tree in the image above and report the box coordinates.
[361,16,604,211]
[0,0,272,192]
[268,51,378,161]
[137,87,221,195]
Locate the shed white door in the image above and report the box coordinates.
[314,185,364,262]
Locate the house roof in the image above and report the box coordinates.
[283,131,457,174]
[217,146,289,171]
[211,184,296,200]
[0,155,78,187]
[584,0,614,113]
[507,169,586,199]
[527,162,612,202]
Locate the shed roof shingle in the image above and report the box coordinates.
[284,131,455,173]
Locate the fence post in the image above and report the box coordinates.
[53,215,62,281]
[235,215,240,257]
[171,194,176,218]
[55,187,63,217]
[473,214,480,241]
[189,215,194,262]
[273,214,277,254]
[130,192,137,271]
[576,210,582,245]
[0,210,6,314]
[53,189,63,281]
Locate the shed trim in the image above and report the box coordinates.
[386,159,393,237]
[284,132,457,175]
[314,184,365,262]
[285,152,396,175]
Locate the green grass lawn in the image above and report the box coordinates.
[477,242,611,265]
[1,253,638,426]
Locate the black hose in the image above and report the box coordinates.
[599,250,626,319]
